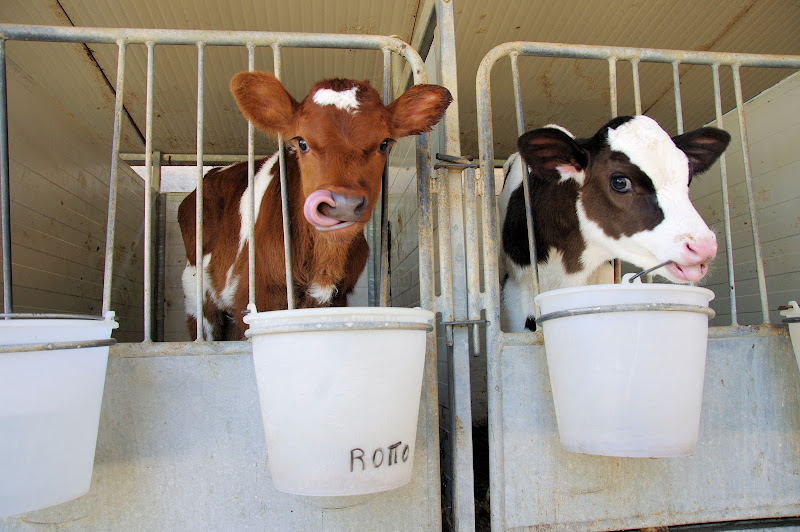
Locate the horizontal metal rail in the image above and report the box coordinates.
[0,24,425,60]
[476,41,800,532]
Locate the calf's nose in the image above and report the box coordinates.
[319,192,367,222]
[683,234,718,263]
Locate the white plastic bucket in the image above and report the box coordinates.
[534,281,714,457]
[780,301,800,373]
[0,316,117,516]
[244,307,433,496]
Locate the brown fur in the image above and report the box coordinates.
[178,73,452,340]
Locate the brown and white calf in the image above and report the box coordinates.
[178,72,452,340]
[499,115,731,332]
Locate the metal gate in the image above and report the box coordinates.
[0,21,447,530]
[468,42,800,530]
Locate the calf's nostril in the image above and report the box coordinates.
[354,196,367,217]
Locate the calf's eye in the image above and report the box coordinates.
[379,139,391,154]
[610,173,633,193]
[297,138,310,153]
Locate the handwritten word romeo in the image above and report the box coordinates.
[350,442,410,472]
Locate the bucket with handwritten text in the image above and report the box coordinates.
[245,307,433,496]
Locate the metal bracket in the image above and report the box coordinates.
[440,318,489,357]
[440,319,488,326]
[434,153,479,170]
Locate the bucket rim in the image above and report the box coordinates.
[534,281,715,304]
[536,302,716,324]
[243,306,434,324]
[0,313,118,326]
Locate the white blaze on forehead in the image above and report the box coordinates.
[312,86,360,112]
[606,116,689,189]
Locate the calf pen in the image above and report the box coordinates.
[460,42,800,530]
[0,23,446,530]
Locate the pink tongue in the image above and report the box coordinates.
[303,190,342,229]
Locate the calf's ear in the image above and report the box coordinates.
[517,127,588,183]
[230,71,298,136]
[388,84,453,138]
[672,127,731,177]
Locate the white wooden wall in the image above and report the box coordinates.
[2,58,146,343]
[691,71,800,326]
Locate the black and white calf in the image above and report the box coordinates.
[499,115,731,332]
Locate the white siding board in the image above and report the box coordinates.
[5,48,146,342]
[693,71,800,325]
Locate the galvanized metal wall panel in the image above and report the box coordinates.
[0,348,440,531]
[498,330,800,531]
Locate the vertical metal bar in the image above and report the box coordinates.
[246,43,257,314]
[608,56,618,118]
[476,53,506,532]
[0,39,12,314]
[510,52,540,295]
[436,0,475,528]
[437,167,455,348]
[380,46,391,307]
[415,130,443,532]
[143,41,155,341]
[272,43,295,309]
[464,166,481,357]
[102,40,127,317]
[153,151,165,341]
[367,208,377,306]
[672,60,684,134]
[608,56,621,283]
[631,57,642,115]
[194,41,205,339]
[731,63,770,324]
[510,53,525,137]
[711,63,738,325]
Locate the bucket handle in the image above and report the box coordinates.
[0,338,117,354]
[536,302,716,325]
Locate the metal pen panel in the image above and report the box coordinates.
[712,63,738,325]
[143,41,155,341]
[194,42,205,340]
[0,39,11,314]
[102,40,127,318]
[477,40,800,530]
